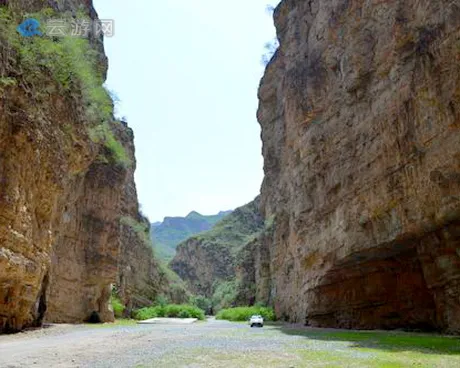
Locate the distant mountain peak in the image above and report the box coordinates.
[151,209,233,261]
[186,211,203,219]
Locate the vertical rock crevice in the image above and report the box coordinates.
[35,272,49,327]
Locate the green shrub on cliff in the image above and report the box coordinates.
[0,6,130,167]
[0,77,17,87]
[216,306,276,322]
[0,77,17,97]
[1,7,112,122]
[133,304,205,321]
[89,123,131,167]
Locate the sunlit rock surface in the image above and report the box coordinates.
[257,0,460,333]
[0,0,163,332]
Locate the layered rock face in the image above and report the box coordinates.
[171,199,263,298]
[45,123,132,324]
[258,0,460,332]
[0,0,161,332]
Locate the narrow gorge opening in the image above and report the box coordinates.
[1,0,460,366]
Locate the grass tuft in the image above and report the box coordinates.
[89,123,131,167]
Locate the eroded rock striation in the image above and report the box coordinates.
[256,0,460,333]
[0,0,163,332]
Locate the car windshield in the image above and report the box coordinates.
[252,315,262,318]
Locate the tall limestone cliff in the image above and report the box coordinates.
[256,0,460,333]
[0,0,163,332]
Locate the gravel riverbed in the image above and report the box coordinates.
[0,318,458,367]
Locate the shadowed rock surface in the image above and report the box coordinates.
[254,0,460,333]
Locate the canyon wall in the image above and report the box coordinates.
[0,0,162,332]
[257,0,460,333]
[171,199,263,299]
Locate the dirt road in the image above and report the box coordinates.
[1,319,459,367]
[1,319,281,368]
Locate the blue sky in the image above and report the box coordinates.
[94,0,278,222]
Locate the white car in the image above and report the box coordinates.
[249,315,264,328]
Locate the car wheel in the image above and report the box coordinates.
[250,324,254,328]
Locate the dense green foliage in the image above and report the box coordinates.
[216,306,276,322]
[111,296,125,318]
[211,281,238,311]
[151,211,231,261]
[134,304,205,321]
[0,6,129,167]
[189,295,212,313]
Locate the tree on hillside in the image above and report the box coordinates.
[261,3,280,66]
